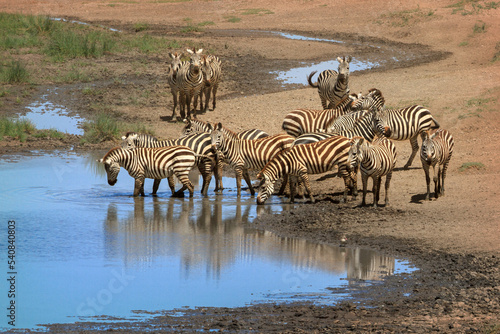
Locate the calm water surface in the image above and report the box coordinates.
[0,151,414,330]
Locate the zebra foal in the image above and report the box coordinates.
[211,122,294,196]
[420,129,454,200]
[166,52,187,120]
[177,48,204,120]
[99,146,196,197]
[256,135,354,205]
[348,136,397,207]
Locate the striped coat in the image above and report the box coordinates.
[374,105,440,169]
[420,129,454,200]
[307,69,338,109]
[99,146,196,197]
[256,135,354,204]
[166,52,187,120]
[348,136,397,207]
[200,55,222,113]
[177,48,204,120]
[211,122,294,196]
[282,94,354,137]
[122,132,215,196]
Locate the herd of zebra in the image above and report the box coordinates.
[98,52,455,207]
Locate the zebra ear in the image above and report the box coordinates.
[197,48,203,54]
[98,158,104,163]
[186,49,193,54]
[421,130,430,140]
[208,123,214,131]
[215,122,222,130]
[346,55,352,62]
[183,118,190,124]
[337,56,342,63]
[121,135,126,140]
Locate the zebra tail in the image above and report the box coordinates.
[431,116,441,129]
[307,71,319,88]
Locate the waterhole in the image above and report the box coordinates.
[0,151,415,330]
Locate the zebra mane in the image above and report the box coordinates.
[101,146,123,162]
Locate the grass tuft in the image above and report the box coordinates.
[458,162,485,172]
[0,117,36,142]
[0,60,30,83]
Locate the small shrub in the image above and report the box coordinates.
[0,117,36,142]
[133,22,149,32]
[473,21,487,33]
[33,128,65,139]
[0,60,30,83]
[459,162,485,172]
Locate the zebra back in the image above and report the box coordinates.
[325,109,370,134]
[420,129,454,166]
[211,122,293,171]
[257,135,352,204]
[121,132,158,149]
[181,118,214,137]
[281,94,354,137]
[336,111,386,142]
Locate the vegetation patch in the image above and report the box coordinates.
[240,8,274,15]
[447,0,499,15]
[81,112,154,144]
[458,162,485,172]
[377,6,435,27]
[0,117,36,142]
[0,60,30,83]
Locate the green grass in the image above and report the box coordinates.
[0,60,30,83]
[472,21,487,34]
[225,16,241,23]
[0,117,36,142]
[447,0,500,15]
[81,112,155,144]
[458,162,485,172]
[45,29,115,60]
[378,7,435,27]
[240,8,274,15]
[133,22,149,32]
[33,128,65,139]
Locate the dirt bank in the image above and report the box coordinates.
[1,0,499,332]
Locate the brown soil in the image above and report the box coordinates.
[1,0,500,332]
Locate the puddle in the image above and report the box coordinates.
[21,90,84,135]
[0,151,415,330]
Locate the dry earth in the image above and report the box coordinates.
[1,0,500,333]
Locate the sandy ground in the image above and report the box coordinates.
[1,0,500,332]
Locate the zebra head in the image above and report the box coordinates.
[351,88,385,112]
[99,149,122,186]
[420,130,435,164]
[210,122,224,151]
[186,48,203,75]
[168,52,183,76]
[121,132,139,149]
[373,111,392,137]
[347,137,365,171]
[337,55,352,78]
[256,171,274,205]
[201,55,213,85]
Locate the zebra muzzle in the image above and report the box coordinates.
[108,179,117,186]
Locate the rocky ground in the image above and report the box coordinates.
[1,0,499,332]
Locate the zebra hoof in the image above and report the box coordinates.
[172,191,185,198]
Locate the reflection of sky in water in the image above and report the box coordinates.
[0,151,415,330]
[21,94,83,135]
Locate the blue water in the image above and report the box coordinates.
[0,151,415,330]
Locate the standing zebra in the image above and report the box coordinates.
[177,48,204,120]
[122,132,216,196]
[180,119,269,191]
[374,105,440,169]
[210,122,294,196]
[99,146,196,197]
[420,129,454,200]
[282,94,354,137]
[166,52,187,120]
[348,136,397,207]
[307,56,352,109]
[256,135,354,204]
[200,55,222,113]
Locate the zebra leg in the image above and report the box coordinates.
[373,176,382,207]
[300,173,314,203]
[214,153,224,192]
[212,84,218,111]
[198,160,212,196]
[423,164,431,200]
[441,157,451,196]
[134,177,145,197]
[404,136,419,169]
[179,92,186,120]
[152,179,162,196]
[242,168,255,196]
[171,90,178,119]
[384,172,393,207]
[167,176,176,196]
[361,173,369,206]
[288,175,296,204]
[434,165,441,199]
[203,87,211,113]
[277,174,288,196]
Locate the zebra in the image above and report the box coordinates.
[166,52,187,120]
[199,55,222,113]
[177,48,204,120]
[348,136,397,207]
[373,105,441,169]
[281,94,354,137]
[122,131,216,196]
[307,56,352,109]
[210,122,294,196]
[256,135,354,205]
[420,129,454,200]
[180,119,269,191]
[98,146,197,197]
